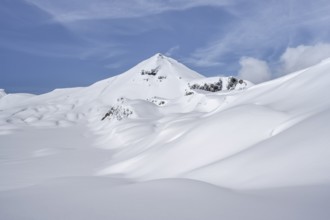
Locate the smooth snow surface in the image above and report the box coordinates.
[1,54,330,219]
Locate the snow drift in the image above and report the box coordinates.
[1,54,330,220]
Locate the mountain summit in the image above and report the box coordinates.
[89,53,205,101]
[83,53,250,104]
[122,53,204,80]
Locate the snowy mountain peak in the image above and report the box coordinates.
[149,52,170,61]
[121,53,204,81]
[152,52,165,59]
[88,54,205,101]
[83,54,251,110]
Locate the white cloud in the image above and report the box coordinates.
[238,57,272,84]
[280,43,330,74]
[185,1,286,66]
[24,0,230,23]
[237,43,330,83]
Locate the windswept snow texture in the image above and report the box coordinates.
[1,54,330,219]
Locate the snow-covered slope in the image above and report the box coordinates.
[94,57,330,189]
[1,54,330,220]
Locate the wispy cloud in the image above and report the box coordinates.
[185,0,330,71]
[21,0,232,64]
[24,0,231,23]
[77,40,127,61]
[12,0,330,81]
[165,45,180,57]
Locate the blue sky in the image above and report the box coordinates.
[1,0,330,94]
